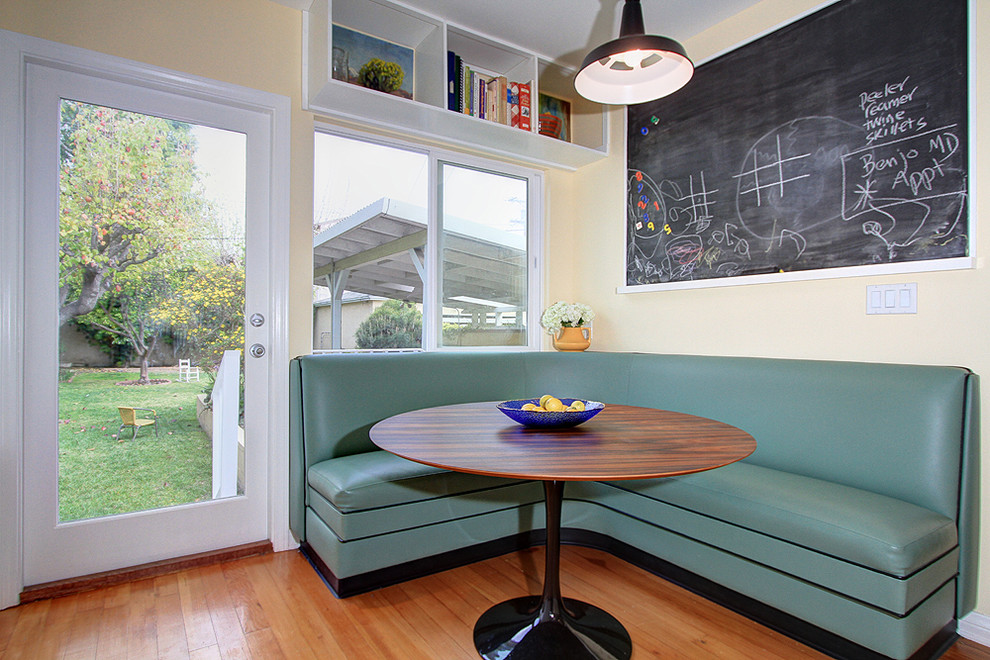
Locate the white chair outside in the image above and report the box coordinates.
[178,358,200,382]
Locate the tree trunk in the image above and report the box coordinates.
[134,333,159,384]
[59,267,108,327]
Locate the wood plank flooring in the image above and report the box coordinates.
[1,545,988,659]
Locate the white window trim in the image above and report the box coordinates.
[314,123,544,352]
[0,29,292,608]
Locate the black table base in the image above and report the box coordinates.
[473,481,632,660]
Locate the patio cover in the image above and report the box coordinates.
[313,198,526,348]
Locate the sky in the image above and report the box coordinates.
[313,132,427,226]
[91,114,525,253]
[190,124,247,224]
[313,132,527,237]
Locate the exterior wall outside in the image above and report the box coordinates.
[59,323,191,368]
[312,299,380,350]
[313,300,526,349]
[59,323,113,367]
[445,328,526,346]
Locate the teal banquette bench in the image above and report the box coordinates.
[289,351,979,660]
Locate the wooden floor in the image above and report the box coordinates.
[1,546,988,659]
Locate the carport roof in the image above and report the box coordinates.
[312,198,526,311]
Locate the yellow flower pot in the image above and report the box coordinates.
[553,326,591,352]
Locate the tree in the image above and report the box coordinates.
[76,269,177,383]
[58,100,203,326]
[152,261,245,376]
[355,300,422,349]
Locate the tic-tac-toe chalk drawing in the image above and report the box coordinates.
[625,0,968,287]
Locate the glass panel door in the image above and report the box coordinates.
[22,62,272,585]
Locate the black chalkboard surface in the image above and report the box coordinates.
[625,0,968,287]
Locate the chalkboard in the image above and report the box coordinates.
[625,0,969,287]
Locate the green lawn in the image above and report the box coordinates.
[58,369,213,521]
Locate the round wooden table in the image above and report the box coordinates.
[370,401,756,660]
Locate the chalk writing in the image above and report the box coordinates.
[839,123,967,258]
[859,76,928,144]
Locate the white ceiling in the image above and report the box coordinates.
[277,0,764,70]
[394,0,764,69]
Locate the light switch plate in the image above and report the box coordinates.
[867,283,917,314]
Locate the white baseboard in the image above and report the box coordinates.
[958,612,990,646]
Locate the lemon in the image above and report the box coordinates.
[544,397,565,412]
[521,403,539,411]
[539,394,554,408]
[568,400,586,412]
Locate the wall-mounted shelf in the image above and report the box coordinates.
[303,0,609,170]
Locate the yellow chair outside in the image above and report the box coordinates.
[118,406,158,439]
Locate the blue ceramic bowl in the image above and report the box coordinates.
[496,398,605,428]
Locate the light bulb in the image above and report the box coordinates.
[616,50,646,68]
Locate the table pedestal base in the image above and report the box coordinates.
[474,595,631,659]
[473,481,631,659]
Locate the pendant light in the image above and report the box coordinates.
[574,0,694,105]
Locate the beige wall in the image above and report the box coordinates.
[4,0,988,618]
[561,0,990,615]
[0,0,316,374]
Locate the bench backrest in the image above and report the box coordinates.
[292,351,976,514]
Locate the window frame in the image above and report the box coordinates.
[313,123,543,352]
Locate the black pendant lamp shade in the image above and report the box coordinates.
[574,0,693,105]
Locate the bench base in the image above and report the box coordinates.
[300,529,959,660]
[299,529,545,598]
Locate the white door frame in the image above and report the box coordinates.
[0,29,292,608]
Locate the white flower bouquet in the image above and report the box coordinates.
[540,301,595,335]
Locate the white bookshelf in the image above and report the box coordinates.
[304,0,609,170]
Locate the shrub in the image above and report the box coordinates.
[355,300,421,349]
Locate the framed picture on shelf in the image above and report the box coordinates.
[331,24,415,100]
[538,93,571,142]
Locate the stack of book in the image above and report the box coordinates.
[447,51,531,131]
